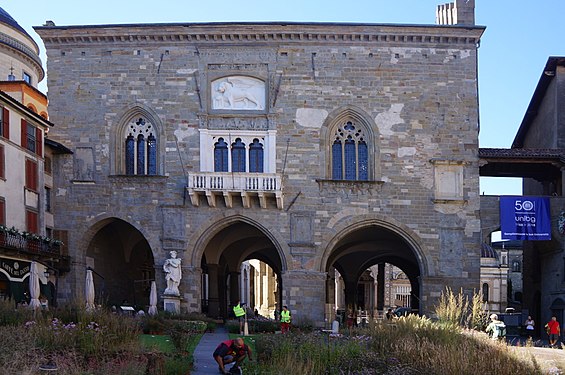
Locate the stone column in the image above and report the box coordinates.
[180,266,202,313]
[229,271,240,305]
[281,270,327,326]
[207,264,220,318]
[377,263,385,311]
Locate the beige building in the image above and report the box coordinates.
[0,6,70,305]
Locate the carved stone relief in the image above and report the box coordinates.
[211,76,265,110]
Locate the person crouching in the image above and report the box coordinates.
[213,337,253,374]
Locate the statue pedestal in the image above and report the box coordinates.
[162,294,181,314]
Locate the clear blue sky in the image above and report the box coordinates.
[5,0,564,195]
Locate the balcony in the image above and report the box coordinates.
[187,172,284,209]
[0,231,62,257]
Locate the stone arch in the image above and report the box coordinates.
[80,215,156,308]
[110,104,165,175]
[320,215,427,315]
[191,213,287,270]
[319,105,381,180]
[319,215,428,277]
[192,213,287,318]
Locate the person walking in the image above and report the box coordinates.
[213,337,253,374]
[280,305,291,334]
[485,313,506,341]
[233,300,246,335]
[546,316,561,348]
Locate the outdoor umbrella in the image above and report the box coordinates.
[148,280,157,316]
[85,269,95,311]
[29,261,41,310]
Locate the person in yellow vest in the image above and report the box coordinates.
[280,305,291,334]
[233,300,246,334]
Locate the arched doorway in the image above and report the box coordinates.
[325,224,422,321]
[199,220,284,319]
[85,218,155,309]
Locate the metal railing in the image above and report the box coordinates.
[0,232,62,256]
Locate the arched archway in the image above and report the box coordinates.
[197,218,285,319]
[85,218,155,309]
[324,223,423,320]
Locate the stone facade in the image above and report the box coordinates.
[35,6,485,322]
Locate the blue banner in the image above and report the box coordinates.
[500,196,551,240]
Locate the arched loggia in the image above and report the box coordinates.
[323,222,423,320]
[195,217,286,319]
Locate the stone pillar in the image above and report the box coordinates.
[229,271,240,305]
[181,266,202,313]
[561,167,565,196]
[207,264,221,318]
[377,263,385,311]
[342,273,358,310]
[281,270,327,326]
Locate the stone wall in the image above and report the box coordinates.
[36,22,484,321]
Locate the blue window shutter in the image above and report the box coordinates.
[344,138,356,180]
[137,134,145,175]
[147,134,157,175]
[332,140,342,179]
[358,141,368,180]
[231,138,246,172]
[125,135,135,175]
[249,139,264,173]
[214,138,228,172]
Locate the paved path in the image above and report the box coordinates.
[191,326,229,375]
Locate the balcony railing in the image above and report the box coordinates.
[0,231,62,257]
[187,172,283,209]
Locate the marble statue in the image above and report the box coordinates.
[163,250,182,295]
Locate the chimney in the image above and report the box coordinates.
[436,0,475,26]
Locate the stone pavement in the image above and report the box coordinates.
[191,326,229,375]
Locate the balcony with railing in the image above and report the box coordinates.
[0,230,63,257]
[187,172,284,209]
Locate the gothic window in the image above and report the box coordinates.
[124,117,157,175]
[231,138,246,172]
[482,283,489,303]
[249,139,264,173]
[331,121,368,180]
[214,138,228,172]
[512,260,521,273]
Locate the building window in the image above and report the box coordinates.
[124,117,157,175]
[0,107,8,139]
[23,72,32,85]
[214,138,229,172]
[482,283,489,303]
[201,130,275,173]
[0,198,5,225]
[26,209,38,233]
[25,159,38,192]
[20,120,42,156]
[0,144,4,179]
[512,260,521,273]
[331,121,368,180]
[249,139,264,173]
[45,187,52,213]
[44,156,52,175]
[231,138,246,172]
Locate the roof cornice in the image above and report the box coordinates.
[34,22,484,47]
